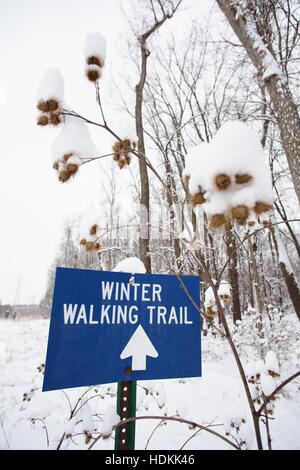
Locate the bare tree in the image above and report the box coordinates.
[133,0,183,273]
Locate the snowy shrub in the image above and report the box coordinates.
[246,351,281,416]
[232,306,300,365]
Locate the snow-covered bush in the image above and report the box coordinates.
[246,351,280,416]
[232,305,300,364]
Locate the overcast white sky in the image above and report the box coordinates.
[0,0,215,305]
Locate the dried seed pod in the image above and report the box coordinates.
[86,55,104,67]
[90,224,98,236]
[125,155,131,165]
[47,99,59,111]
[231,205,249,225]
[37,100,49,112]
[209,213,227,229]
[206,306,217,318]
[214,173,231,191]
[37,114,49,126]
[85,241,95,252]
[118,159,127,169]
[58,170,70,183]
[219,294,230,305]
[254,201,273,215]
[123,138,131,150]
[80,238,87,245]
[93,242,101,251]
[53,161,59,171]
[66,163,79,175]
[49,112,61,126]
[113,140,133,168]
[63,152,74,162]
[112,142,123,153]
[189,191,206,205]
[235,173,253,185]
[86,65,102,82]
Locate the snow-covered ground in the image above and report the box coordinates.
[0,318,299,450]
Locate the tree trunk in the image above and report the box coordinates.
[270,225,300,322]
[135,40,151,273]
[216,0,300,204]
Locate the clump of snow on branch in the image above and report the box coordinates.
[36,68,64,127]
[64,417,76,438]
[184,121,273,229]
[37,68,64,104]
[265,350,280,377]
[81,409,96,444]
[79,210,101,253]
[204,280,231,319]
[111,117,137,170]
[113,257,146,274]
[246,350,280,415]
[51,115,97,183]
[101,405,120,438]
[84,32,106,82]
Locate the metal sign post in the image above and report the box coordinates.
[115,380,137,450]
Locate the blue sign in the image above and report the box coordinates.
[43,267,201,391]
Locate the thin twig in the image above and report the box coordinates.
[88,415,239,451]
[257,370,300,415]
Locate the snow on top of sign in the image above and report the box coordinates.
[113,257,146,274]
[37,68,64,103]
[51,115,97,162]
[101,405,120,438]
[84,32,107,64]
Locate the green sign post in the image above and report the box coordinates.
[115,380,137,450]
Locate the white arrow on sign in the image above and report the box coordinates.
[120,325,159,371]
